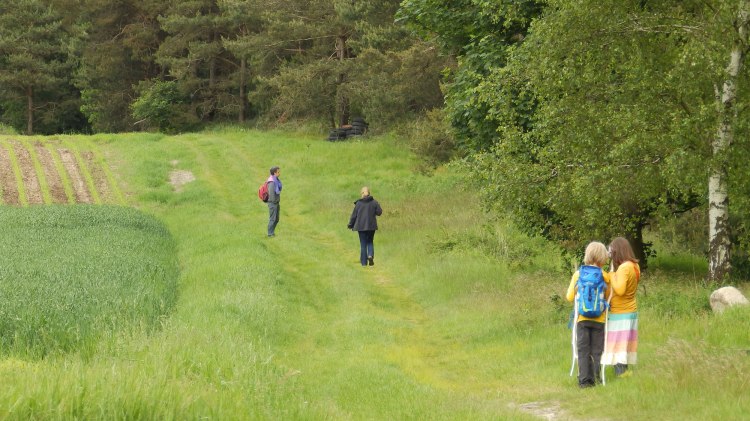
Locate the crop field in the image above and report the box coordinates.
[0,138,123,206]
[0,205,178,358]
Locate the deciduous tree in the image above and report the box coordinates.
[470,0,750,280]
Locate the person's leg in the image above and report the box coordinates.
[358,231,368,266]
[267,203,279,236]
[274,203,280,230]
[366,231,375,265]
[615,363,628,376]
[590,322,605,383]
[576,322,594,387]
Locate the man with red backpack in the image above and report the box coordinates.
[265,166,282,237]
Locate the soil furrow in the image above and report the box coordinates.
[35,143,68,204]
[12,141,43,204]
[58,148,91,204]
[0,145,20,205]
[82,151,112,202]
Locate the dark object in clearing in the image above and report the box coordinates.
[327,117,369,141]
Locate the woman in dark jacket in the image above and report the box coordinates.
[348,186,383,266]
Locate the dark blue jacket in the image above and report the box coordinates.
[348,196,382,231]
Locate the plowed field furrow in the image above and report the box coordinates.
[35,143,68,204]
[82,151,112,203]
[58,148,92,204]
[12,141,43,204]
[0,145,20,205]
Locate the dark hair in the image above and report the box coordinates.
[609,237,638,270]
[270,166,280,175]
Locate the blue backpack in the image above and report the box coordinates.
[576,265,607,318]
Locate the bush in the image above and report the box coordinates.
[0,122,17,135]
[131,80,199,133]
[407,108,457,171]
[652,207,707,256]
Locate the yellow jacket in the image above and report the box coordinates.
[609,261,640,314]
[566,267,612,323]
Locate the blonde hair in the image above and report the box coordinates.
[583,241,608,267]
[360,186,370,198]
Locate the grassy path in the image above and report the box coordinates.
[178,132,500,417]
[129,131,530,419]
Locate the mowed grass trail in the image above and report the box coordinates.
[0,129,748,420]
[101,129,534,419]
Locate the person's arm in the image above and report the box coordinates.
[267,180,278,202]
[565,271,579,302]
[375,201,382,216]
[348,202,358,229]
[610,265,628,296]
[602,270,614,300]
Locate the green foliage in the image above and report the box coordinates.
[651,207,708,256]
[261,61,339,125]
[406,108,456,170]
[0,0,449,135]
[251,0,445,128]
[0,0,86,134]
[131,80,198,133]
[0,122,17,135]
[451,0,750,269]
[398,0,544,151]
[0,205,178,358]
[157,0,243,123]
[75,1,167,132]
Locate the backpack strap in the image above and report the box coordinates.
[631,261,641,284]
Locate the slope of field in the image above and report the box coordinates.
[0,130,747,420]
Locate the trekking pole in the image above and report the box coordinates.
[569,261,580,378]
[569,293,578,377]
[600,288,614,385]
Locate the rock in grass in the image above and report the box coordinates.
[709,286,749,314]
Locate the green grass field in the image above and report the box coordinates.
[0,129,747,420]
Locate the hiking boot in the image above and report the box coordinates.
[368,256,374,266]
[618,370,633,378]
[615,363,628,377]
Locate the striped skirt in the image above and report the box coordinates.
[601,312,638,366]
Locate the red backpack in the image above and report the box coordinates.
[258,181,269,202]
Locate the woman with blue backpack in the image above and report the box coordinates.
[566,241,612,388]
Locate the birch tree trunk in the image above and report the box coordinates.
[709,1,750,282]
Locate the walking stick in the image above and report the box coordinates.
[569,294,578,377]
[600,288,614,385]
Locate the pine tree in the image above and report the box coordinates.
[75,0,167,132]
[157,0,236,123]
[0,0,79,134]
